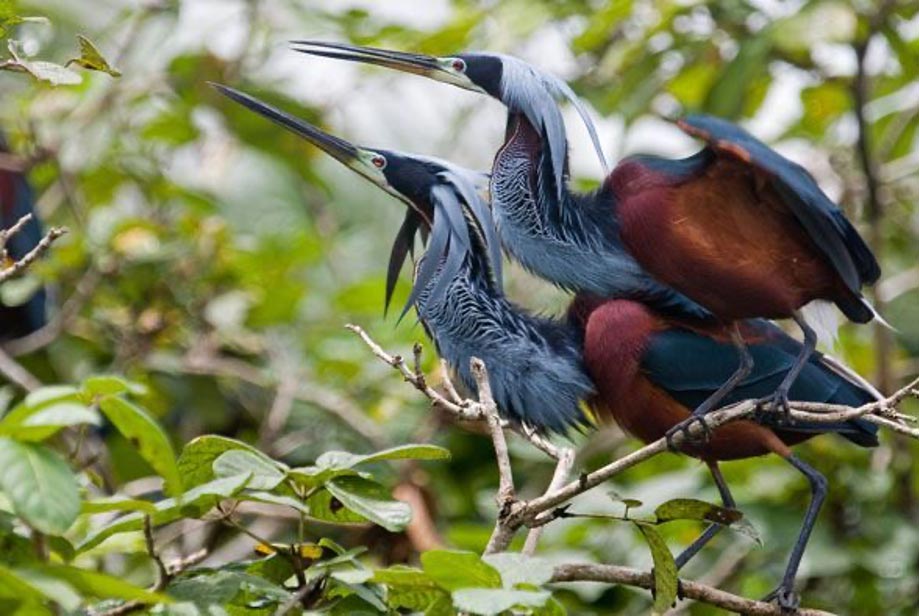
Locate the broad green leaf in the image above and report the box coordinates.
[0,438,79,534]
[177,435,270,489]
[304,487,371,526]
[65,35,121,77]
[421,550,502,592]
[0,564,52,614]
[241,491,309,514]
[372,566,448,613]
[82,496,157,515]
[653,498,742,526]
[325,476,411,532]
[0,401,99,441]
[78,475,250,552]
[19,565,167,605]
[0,385,92,441]
[636,523,677,615]
[82,375,145,397]
[482,553,554,588]
[213,450,285,490]
[12,568,82,610]
[452,588,550,615]
[98,396,182,496]
[355,444,451,465]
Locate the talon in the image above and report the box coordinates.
[664,416,712,452]
[763,586,800,614]
[755,390,794,426]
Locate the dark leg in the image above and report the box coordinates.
[756,312,816,424]
[665,325,753,450]
[763,455,828,612]
[675,462,736,569]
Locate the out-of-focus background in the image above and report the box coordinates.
[1,0,918,614]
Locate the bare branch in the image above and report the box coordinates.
[551,563,835,616]
[0,225,67,284]
[348,323,919,613]
[523,446,574,555]
[0,346,41,392]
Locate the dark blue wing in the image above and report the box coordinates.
[641,323,878,447]
[1,160,47,339]
[678,114,880,293]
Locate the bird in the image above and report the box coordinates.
[0,132,47,341]
[216,84,880,610]
[290,42,882,446]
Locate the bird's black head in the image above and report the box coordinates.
[453,53,504,99]
[212,83,502,313]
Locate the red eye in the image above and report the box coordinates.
[452,58,466,72]
[372,155,386,169]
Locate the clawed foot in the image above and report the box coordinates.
[665,415,712,451]
[763,585,800,613]
[755,389,793,425]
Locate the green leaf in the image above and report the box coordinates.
[82,375,146,397]
[703,34,772,119]
[653,498,742,526]
[635,523,678,615]
[65,35,121,76]
[452,588,550,615]
[324,476,411,532]
[78,475,250,552]
[372,566,449,613]
[177,435,270,489]
[82,496,157,515]
[356,444,451,464]
[241,491,309,514]
[0,438,79,534]
[421,550,502,592]
[212,450,285,490]
[482,553,554,588]
[0,401,99,441]
[0,564,54,614]
[0,385,97,441]
[98,396,182,496]
[19,565,168,604]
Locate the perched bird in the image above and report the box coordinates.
[291,42,882,443]
[0,133,47,340]
[216,84,880,609]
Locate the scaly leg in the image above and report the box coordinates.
[665,325,753,451]
[675,461,736,570]
[763,455,827,612]
[756,312,816,425]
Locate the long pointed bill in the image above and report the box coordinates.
[212,83,358,166]
[289,40,484,93]
[211,83,415,213]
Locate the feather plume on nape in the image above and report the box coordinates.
[497,54,608,200]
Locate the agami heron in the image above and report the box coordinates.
[291,42,882,443]
[0,134,47,340]
[216,84,879,609]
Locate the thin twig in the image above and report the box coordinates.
[474,357,517,555]
[523,446,575,555]
[0,226,67,284]
[551,563,835,616]
[144,516,169,591]
[0,346,41,391]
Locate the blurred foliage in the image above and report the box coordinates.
[0,0,918,614]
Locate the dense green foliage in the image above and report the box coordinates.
[1,0,918,614]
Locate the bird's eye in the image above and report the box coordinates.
[451,58,466,73]
[372,155,386,169]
